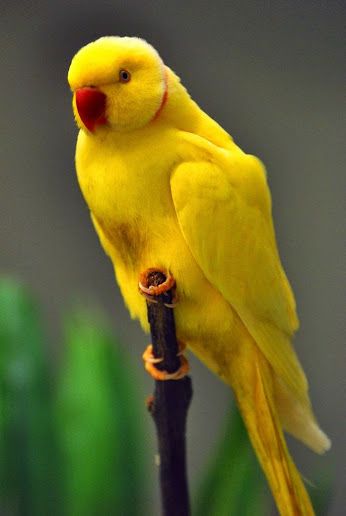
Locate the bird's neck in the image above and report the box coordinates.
[161,67,234,149]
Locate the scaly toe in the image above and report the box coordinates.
[139,268,175,297]
[142,344,163,364]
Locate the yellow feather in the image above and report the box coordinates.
[226,318,315,516]
[68,36,331,515]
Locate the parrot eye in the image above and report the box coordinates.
[119,69,131,83]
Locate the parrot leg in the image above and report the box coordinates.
[142,342,189,380]
[138,268,178,308]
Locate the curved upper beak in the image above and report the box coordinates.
[75,87,107,132]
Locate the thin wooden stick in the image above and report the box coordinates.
[141,269,193,516]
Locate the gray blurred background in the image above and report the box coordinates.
[1,0,345,514]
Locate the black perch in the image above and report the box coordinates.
[140,269,193,516]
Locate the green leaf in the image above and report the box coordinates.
[55,310,147,516]
[0,278,59,516]
[194,403,270,516]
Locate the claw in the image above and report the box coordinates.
[139,268,178,308]
[139,268,175,295]
[163,294,178,309]
[139,290,159,304]
[142,342,189,381]
[142,344,163,364]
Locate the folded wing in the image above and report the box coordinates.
[170,152,308,403]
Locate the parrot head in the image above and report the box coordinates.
[68,36,167,133]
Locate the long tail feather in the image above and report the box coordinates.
[274,377,331,455]
[228,335,315,515]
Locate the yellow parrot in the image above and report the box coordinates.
[68,36,330,515]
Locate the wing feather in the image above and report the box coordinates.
[170,154,308,401]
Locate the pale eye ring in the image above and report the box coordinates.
[119,69,131,83]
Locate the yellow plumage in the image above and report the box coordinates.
[68,36,330,515]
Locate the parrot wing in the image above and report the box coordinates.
[170,146,308,402]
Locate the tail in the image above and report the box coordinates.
[274,376,331,455]
[228,335,315,516]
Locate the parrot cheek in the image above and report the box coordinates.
[75,87,107,132]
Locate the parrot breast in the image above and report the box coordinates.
[94,217,148,270]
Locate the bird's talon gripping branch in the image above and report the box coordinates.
[163,296,178,309]
[139,268,176,306]
[138,290,159,304]
[142,343,189,381]
[142,344,164,364]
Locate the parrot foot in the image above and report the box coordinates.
[138,268,177,308]
[142,343,189,381]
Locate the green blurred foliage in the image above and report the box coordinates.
[194,404,271,516]
[0,278,58,516]
[0,279,146,516]
[55,311,146,515]
[194,402,333,516]
[0,278,333,515]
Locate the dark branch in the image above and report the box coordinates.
[142,269,193,516]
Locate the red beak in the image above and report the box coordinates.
[75,87,107,132]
